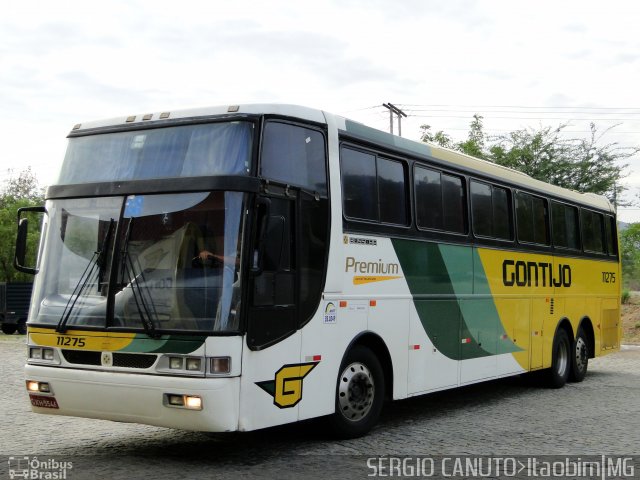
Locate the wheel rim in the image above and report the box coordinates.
[575,337,588,373]
[556,339,569,376]
[338,362,375,422]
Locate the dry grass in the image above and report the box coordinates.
[622,292,640,345]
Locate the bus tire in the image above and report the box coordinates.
[328,345,384,438]
[569,327,589,383]
[547,328,570,388]
[1,323,17,335]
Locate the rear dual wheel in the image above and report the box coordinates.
[569,327,589,383]
[547,328,571,388]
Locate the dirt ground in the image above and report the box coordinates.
[622,291,640,345]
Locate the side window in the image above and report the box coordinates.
[442,174,466,233]
[261,122,327,195]
[415,166,466,234]
[471,180,512,240]
[415,167,442,230]
[604,215,618,256]
[516,191,549,245]
[492,187,511,240]
[378,158,407,225]
[470,181,492,237]
[551,201,580,250]
[341,148,377,221]
[340,146,408,226]
[582,209,605,254]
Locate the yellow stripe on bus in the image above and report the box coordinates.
[28,326,136,351]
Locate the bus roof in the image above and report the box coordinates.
[69,103,614,214]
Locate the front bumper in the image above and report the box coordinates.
[25,364,240,432]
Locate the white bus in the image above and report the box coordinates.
[19,104,621,438]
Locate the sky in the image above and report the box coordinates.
[3,0,640,221]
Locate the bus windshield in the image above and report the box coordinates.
[57,121,253,184]
[31,191,246,333]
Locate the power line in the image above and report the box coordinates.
[398,103,640,110]
[406,114,640,122]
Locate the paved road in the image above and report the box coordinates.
[0,335,638,479]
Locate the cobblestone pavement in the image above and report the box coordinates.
[0,335,638,479]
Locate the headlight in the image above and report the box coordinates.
[169,357,183,369]
[30,347,43,360]
[186,358,201,371]
[29,347,55,361]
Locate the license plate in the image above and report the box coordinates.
[29,394,59,409]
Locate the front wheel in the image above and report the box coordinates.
[569,327,589,382]
[328,345,385,438]
[546,328,571,388]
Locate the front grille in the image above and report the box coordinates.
[61,350,101,365]
[61,350,157,369]
[113,353,157,368]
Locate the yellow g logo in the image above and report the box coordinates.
[256,362,318,408]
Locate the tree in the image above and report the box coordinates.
[0,168,44,283]
[420,114,488,159]
[620,223,640,289]
[457,114,488,159]
[421,116,633,205]
[419,124,453,148]
[490,123,633,204]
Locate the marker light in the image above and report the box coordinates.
[186,358,201,371]
[210,357,231,374]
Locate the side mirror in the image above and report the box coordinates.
[14,206,46,275]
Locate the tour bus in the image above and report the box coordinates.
[18,104,621,438]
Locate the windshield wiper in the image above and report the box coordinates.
[120,218,160,339]
[57,219,115,333]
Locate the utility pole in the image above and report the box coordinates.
[382,103,407,136]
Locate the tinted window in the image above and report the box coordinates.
[340,146,408,226]
[378,158,407,225]
[442,174,466,233]
[415,166,465,234]
[341,148,377,221]
[471,180,512,240]
[516,192,549,245]
[492,187,511,240]
[261,122,327,195]
[59,122,254,184]
[551,202,580,250]
[605,216,617,256]
[582,209,605,253]
[471,181,493,237]
[415,167,442,230]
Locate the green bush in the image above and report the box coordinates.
[622,290,631,304]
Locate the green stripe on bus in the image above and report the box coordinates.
[392,239,521,360]
[121,335,207,354]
